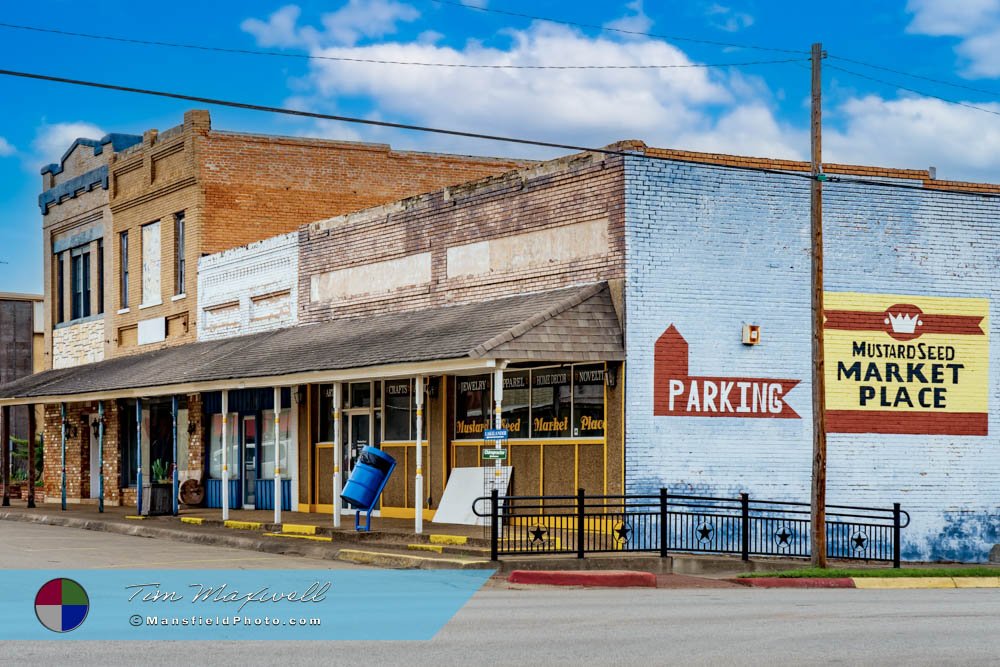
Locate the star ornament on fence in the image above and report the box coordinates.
[613,521,631,544]
[696,522,714,543]
[851,530,869,551]
[529,525,548,544]
[774,526,793,549]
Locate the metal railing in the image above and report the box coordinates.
[472,489,909,567]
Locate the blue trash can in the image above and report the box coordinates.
[342,446,396,510]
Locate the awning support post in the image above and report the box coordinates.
[273,386,282,525]
[221,389,229,521]
[493,366,505,490]
[136,398,142,515]
[60,402,67,511]
[26,406,35,508]
[171,395,179,517]
[1,405,9,507]
[332,383,343,529]
[98,401,105,513]
[414,375,424,535]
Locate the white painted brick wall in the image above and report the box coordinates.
[197,232,298,341]
[624,157,1000,562]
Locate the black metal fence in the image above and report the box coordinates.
[472,489,909,567]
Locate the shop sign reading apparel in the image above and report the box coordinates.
[653,325,801,418]
[824,292,989,435]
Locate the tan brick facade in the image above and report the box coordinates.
[107,109,528,357]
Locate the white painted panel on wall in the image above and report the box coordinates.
[137,316,166,346]
[310,252,432,303]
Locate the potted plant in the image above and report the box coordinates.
[149,459,173,516]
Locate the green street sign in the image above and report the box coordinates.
[482,448,507,460]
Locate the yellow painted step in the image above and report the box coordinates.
[853,577,956,589]
[264,532,332,543]
[224,520,262,530]
[429,534,468,545]
[408,544,444,553]
[180,517,203,525]
[125,515,146,520]
[282,523,318,535]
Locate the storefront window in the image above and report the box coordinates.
[349,382,371,408]
[573,364,606,437]
[455,374,491,439]
[261,408,291,479]
[531,366,572,438]
[319,385,336,442]
[208,412,238,480]
[501,371,530,438]
[384,379,412,441]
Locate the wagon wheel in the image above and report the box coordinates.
[179,478,205,506]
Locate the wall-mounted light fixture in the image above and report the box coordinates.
[742,324,761,346]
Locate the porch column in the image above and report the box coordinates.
[1,405,9,507]
[221,389,229,521]
[493,366,505,488]
[171,396,179,516]
[332,383,343,528]
[0,405,10,507]
[97,401,105,513]
[26,406,35,508]
[414,375,425,534]
[136,398,142,515]
[273,386,282,525]
[60,402,67,511]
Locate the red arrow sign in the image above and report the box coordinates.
[654,325,801,419]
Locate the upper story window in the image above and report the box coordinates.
[119,231,129,309]
[96,239,104,315]
[140,220,161,307]
[70,245,91,321]
[56,253,65,324]
[174,212,186,296]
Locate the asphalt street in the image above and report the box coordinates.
[2,522,998,666]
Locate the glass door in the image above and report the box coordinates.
[243,416,257,509]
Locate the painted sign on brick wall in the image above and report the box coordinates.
[824,292,989,435]
[653,325,801,418]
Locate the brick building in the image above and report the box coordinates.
[5,138,999,562]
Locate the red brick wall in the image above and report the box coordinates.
[298,152,627,323]
[198,131,529,256]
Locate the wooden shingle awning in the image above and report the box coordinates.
[0,283,623,406]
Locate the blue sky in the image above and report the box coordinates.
[2,0,999,293]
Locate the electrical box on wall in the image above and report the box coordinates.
[742,324,761,345]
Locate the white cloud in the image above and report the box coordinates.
[707,4,754,33]
[906,0,1000,77]
[241,5,306,48]
[32,121,105,168]
[603,0,653,36]
[825,94,1000,182]
[242,1,419,49]
[0,137,14,157]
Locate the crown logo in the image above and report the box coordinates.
[882,304,924,339]
[885,312,921,334]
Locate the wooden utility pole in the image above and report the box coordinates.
[810,42,828,568]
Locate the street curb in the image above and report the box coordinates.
[507,570,658,588]
[731,578,856,588]
[336,549,493,570]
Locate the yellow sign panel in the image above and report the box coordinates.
[824,292,989,435]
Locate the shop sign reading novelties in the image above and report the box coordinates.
[824,292,989,435]
[653,325,801,418]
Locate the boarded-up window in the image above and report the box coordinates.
[141,221,161,306]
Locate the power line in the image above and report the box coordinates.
[829,54,1000,98]
[0,66,819,180]
[826,63,1000,118]
[2,65,997,197]
[0,21,805,70]
[428,0,809,54]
